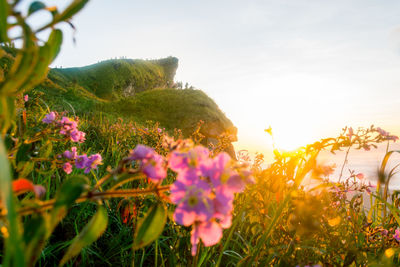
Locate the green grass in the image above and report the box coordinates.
[48,57,178,99]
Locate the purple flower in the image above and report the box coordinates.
[42,112,56,124]
[83,153,102,173]
[171,180,213,226]
[75,155,89,169]
[63,147,78,160]
[59,117,78,135]
[70,130,86,143]
[393,229,400,242]
[141,154,166,182]
[129,145,154,160]
[63,162,73,174]
[130,145,167,182]
[168,145,253,256]
[169,146,210,172]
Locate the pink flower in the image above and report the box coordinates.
[171,180,213,226]
[84,153,102,173]
[346,127,354,139]
[393,229,400,242]
[356,173,364,180]
[377,127,389,137]
[63,147,78,160]
[59,117,78,135]
[190,221,222,256]
[24,95,29,102]
[70,130,86,143]
[169,145,253,256]
[42,112,56,124]
[129,145,167,182]
[63,162,73,174]
[141,154,166,182]
[129,145,154,160]
[75,155,89,169]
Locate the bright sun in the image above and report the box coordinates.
[269,121,320,152]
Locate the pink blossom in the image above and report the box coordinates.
[169,145,253,255]
[63,147,78,160]
[190,221,222,256]
[42,112,56,124]
[129,145,154,160]
[58,117,78,135]
[141,154,166,182]
[346,127,354,139]
[24,95,29,102]
[393,229,400,242]
[169,146,210,172]
[171,180,213,226]
[83,153,102,173]
[75,155,89,169]
[70,130,86,143]
[129,145,167,182]
[356,173,364,180]
[63,162,73,174]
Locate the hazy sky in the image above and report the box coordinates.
[26,0,400,155]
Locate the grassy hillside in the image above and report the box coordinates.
[112,88,236,138]
[1,45,236,151]
[48,57,178,99]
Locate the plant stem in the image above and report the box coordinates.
[0,185,170,218]
[339,146,351,182]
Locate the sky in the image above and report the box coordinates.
[23,0,400,159]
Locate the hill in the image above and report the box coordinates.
[48,57,178,99]
[0,46,237,155]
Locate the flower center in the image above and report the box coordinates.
[188,196,198,207]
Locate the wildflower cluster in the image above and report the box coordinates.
[168,146,254,255]
[41,112,102,174]
[129,145,166,182]
[42,112,86,142]
[63,147,103,174]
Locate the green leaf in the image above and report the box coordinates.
[28,1,46,16]
[49,175,88,232]
[0,96,15,134]
[0,136,26,266]
[133,202,167,250]
[36,0,89,33]
[47,29,63,63]
[0,0,8,43]
[55,0,89,24]
[59,205,108,266]
[23,215,47,265]
[19,29,63,93]
[0,20,39,95]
